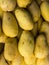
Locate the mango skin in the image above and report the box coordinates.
[15,8,34,30]
[28,1,40,22]
[40,1,49,22]
[17,0,32,8]
[0,0,16,11]
[34,34,48,59]
[2,12,18,37]
[40,22,49,46]
[18,31,34,57]
[4,38,18,61]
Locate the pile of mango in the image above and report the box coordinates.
[0,0,49,65]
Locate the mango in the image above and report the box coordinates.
[15,8,34,30]
[2,12,18,37]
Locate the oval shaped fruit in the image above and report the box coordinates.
[0,0,16,11]
[15,8,34,30]
[4,38,18,61]
[28,0,40,22]
[2,12,18,37]
[18,31,34,57]
[34,34,48,59]
[40,22,49,46]
[24,54,37,65]
[40,1,49,22]
[17,0,32,8]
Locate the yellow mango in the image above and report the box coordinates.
[17,0,32,8]
[4,38,18,61]
[18,31,34,57]
[28,0,40,22]
[40,22,49,46]
[34,34,48,59]
[15,8,34,30]
[2,12,18,37]
[0,0,16,11]
[40,1,49,22]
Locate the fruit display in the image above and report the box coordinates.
[0,0,49,65]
